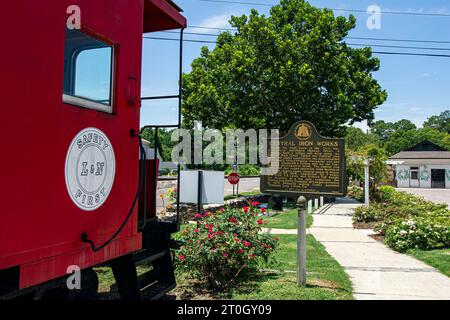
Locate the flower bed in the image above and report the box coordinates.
[354,187,450,252]
[174,202,278,290]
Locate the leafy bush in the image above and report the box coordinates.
[347,185,364,203]
[225,164,261,177]
[384,216,450,252]
[354,189,450,252]
[175,203,278,290]
[354,204,384,223]
[378,185,396,201]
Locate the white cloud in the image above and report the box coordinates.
[352,120,370,132]
[191,12,241,33]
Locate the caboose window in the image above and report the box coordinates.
[63,29,114,113]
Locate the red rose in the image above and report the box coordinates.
[178,255,185,261]
[243,206,250,213]
[257,219,263,225]
[242,240,251,247]
[261,208,266,213]
[223,252,228,257]
[251,201,260,206]
[230,217,237,223]
[238,249,244,254]
[194,229,199,233]
[249,254,255,259]
[194,213,202,219]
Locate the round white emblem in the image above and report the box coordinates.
[65,128,116,211]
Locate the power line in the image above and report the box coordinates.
[164,30,450,46]
[199,0,450,17]
[143,36,450,57]
[347,43,450,52]
[346,36,450,45]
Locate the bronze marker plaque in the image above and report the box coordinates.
[261,121,346,197]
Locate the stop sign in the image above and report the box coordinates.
[228,172,240,185]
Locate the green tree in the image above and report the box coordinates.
[346,145,388,200]
[423,110,450,133]
[382,127,450,155]
[371,119,416,142]
[182,0,387,137]
[141,128,174,161]
[345,127,380,151]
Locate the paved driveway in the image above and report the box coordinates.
[224,177,260,196]
[396,188,450,208]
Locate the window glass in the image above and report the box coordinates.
[63,29,113,112]
[410,168,419,180]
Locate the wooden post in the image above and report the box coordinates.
[297,196,307,287]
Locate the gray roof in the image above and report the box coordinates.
[389,151,450,160]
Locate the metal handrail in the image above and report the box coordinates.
[138,28,184,231]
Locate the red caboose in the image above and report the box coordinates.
[0,0,186,300]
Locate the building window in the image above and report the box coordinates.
[410,167,419,180]
[63,29,114,113]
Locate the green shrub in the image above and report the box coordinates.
[347,185,364,203]
[225,164,261,177]
[384,216,450,252]
[175,203,278,290]
[378,185,396,201]
[354,204,384,223]
[354,188,450,252]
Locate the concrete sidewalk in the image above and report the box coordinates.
[310,198,450,300]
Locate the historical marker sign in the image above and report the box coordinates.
[261,121,346,197]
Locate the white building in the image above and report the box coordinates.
[388,141,450,189]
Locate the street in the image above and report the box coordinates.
[397,188,450,208]
[224,177,261,196]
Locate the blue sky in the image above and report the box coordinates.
[141,0,450,130]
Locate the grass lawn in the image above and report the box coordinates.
[262,209,314,229]
[408,248,450,277]
[224,190,262,201]
[174,235,353,300]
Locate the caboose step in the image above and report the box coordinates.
[134,249,169,266]
[140,281,176,301]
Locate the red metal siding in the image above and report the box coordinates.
[0,0,146,288]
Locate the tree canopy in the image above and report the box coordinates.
[423,110,450,134]
[182,0,387,137]
[345,113,450,156]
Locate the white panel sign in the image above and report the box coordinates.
[65,128,116,211]
[179,171,225,205]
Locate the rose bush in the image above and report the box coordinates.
[174,203,278,290]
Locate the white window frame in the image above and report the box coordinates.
[63,32,115,114]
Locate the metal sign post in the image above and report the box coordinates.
[364,159,370,206]
[197,171,204,214]
[297,196,307,287]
